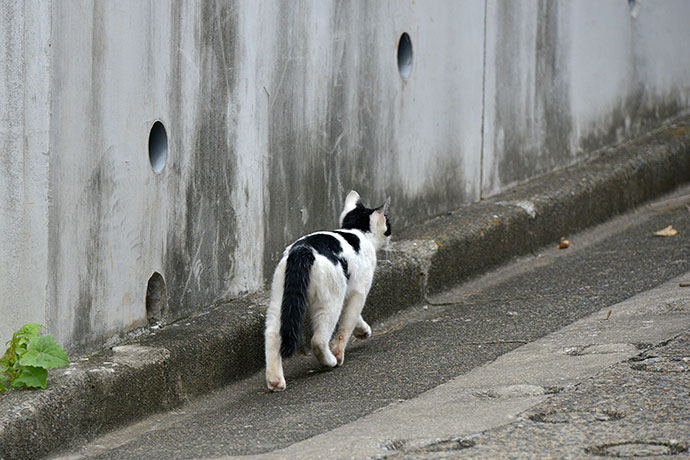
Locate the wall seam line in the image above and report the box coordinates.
[479,0,488,200]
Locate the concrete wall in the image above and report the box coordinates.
[1,0,689,355]
[1,0,52,345]
[482,0,690,195]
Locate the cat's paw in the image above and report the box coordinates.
[330,335,346,366]
[266,376,286,392]
[354,323,372,339]
[313,344,338,368]
[321,352,338,368]
[332,347,345,366]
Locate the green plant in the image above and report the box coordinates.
[0,322,69,392]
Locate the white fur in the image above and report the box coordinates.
[264,191,390,391]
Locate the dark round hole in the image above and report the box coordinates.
[397,32,413,79]
[146,272,167,323]
[148,121,168,173]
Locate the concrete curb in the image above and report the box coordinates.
[2,116,690,459]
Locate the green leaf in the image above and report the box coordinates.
[1,365,17,381]
[20,335,69,369]
[8,360,21,374]
[16,323,42,338]
[16,323,42,351]
[11,366,48,389]
[17,337,31,350]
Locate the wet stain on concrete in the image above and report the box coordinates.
[166,1,239,318]
[490,1,573,193]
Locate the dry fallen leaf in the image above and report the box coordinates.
[558,237,570,249]
[653,225,679,237]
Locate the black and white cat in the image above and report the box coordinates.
[264,191,391,391]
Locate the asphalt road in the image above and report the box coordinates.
[53,188,690,460]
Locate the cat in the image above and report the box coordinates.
[264,190,391,391]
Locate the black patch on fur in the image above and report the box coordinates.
[298,233,341,264]
[334,230,361,253]
[341,203,374,233]
[339,257,350,280]
[296,233,350,279]
[280,245,314,358]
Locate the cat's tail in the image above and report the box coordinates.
[279,245,314,358]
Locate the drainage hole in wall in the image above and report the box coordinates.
[148,121,168,173]
[146,272,168,324]
[397,32,413,79]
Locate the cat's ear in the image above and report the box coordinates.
[340,190,362,227]
[343,190,361,213]
[373,197,390,232]
[380,197,391,214]
[374,197,391,216]
[345,190,360,206]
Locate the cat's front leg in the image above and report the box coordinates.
[353,315,372,339]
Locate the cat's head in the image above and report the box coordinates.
[339,190,391,249]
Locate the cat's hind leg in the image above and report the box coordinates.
[265,327,286,391]
[309,260,346,368]
[310,299,341,368]
[265,261,287,391]
[330,292,367,366]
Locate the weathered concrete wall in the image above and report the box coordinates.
[482,0,690,195]
[1,0,689,354]
[262,1,485,268]
[45,1,267,351]
[0,0,52,345]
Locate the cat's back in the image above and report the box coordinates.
[282,229,373,277]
